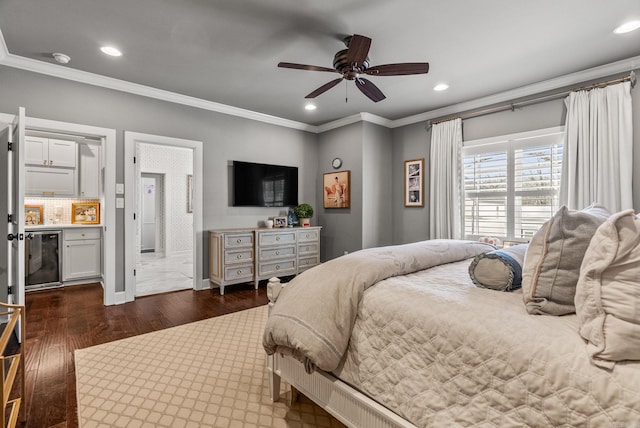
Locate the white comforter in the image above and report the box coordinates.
[333,260,640,426]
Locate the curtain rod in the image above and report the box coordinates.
[427,71,636,128]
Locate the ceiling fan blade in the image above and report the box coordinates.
[355,78,386,102]
[278,62,338,73]
[365,62,430,76]
[345,34,371,68]
[305,78,344,98]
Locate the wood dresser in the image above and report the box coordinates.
[209,226,321,295]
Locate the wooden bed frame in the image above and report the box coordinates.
[266,277,416,428]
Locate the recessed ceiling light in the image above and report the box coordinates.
[304,103,317,111]
[614,20,640,34]
[100,46,122,57]
[433,83,449,91]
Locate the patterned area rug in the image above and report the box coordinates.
[75,305,345,427]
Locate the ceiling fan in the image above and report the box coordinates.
[278,34,429,103]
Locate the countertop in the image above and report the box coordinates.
[25,224,103,231]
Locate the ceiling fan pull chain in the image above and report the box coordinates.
[345,80,348,103]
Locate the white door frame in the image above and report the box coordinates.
[0,112,117,306]
[124,132,203,302]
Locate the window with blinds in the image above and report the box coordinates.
[463,127,564,241]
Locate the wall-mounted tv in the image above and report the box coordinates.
[232,161,298,207]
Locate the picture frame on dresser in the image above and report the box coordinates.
[72,202,100,224]
[25,204,44,225]
[273,216,288,228]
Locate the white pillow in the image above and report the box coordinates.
[521,204,611,315]
[575,209,640,368]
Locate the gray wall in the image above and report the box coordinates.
[0,66,317,291]
[2,65,638,292]
[316,122,363,260]
[391,121,431,244]
[362,122,393,249]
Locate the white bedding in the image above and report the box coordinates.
[334,260,640,427]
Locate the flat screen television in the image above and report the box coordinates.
[232,160,298,207]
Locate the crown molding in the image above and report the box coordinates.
[0,28,7,61]
[0,52,316,133]
[1,26,639,134]
[390,55,640,128]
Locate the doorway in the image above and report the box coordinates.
[124,132,203,301]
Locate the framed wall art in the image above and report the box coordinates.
[72,202,100,224]
[404,158,424,207]
[323,170,350,209]
[25,204,44,225]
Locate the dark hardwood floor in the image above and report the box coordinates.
[15,282,268,428]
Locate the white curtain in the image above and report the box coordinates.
[429,118,462,239]
[559,81,633,212]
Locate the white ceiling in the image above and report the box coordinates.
[1,0,639,126]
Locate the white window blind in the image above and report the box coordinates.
[463,127,564,241]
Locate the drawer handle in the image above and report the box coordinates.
[276,250,280,255]
[43,160,47,165]
[237,254,242,259]
[237,270,242,275]
[236,238,242,243]
[306,234,310,238]
[276,236,280,241]
[276,265,280,270]
[305,260,310,265]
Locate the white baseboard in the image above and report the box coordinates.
[200,278,213,291]
[114,291,127,305]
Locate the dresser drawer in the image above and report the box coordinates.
[258,245,296,261]
[224,264,254,281]
[257,259,296,277]
[298,255,320,272]
[65,228,101,241]
[225,249,253,265]
[297,229,319,242]
[224,233,253,249]
[258,231,297,246]
[297,242,318,256]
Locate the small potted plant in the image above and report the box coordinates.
[294,203,314,227]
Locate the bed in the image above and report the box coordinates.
[262,212,640,427]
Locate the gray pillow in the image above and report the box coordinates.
[469,244,528,291]
[521,204,610,315]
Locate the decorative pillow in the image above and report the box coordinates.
[469,244,528,291]
[575,209,640,368]
[521,204,611,315]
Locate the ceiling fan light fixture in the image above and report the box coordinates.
[100,46,123,57]
[433,83,449,91]
[304,103,317,111]
[614,20,640,34]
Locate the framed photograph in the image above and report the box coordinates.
[72,202,100,224]
[187,174,193,213]
[24,204,44,225]
[404,158,424,207]
[323,170,351,209]
[273,216,288,228]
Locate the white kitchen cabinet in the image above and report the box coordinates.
[79,143,101,198]
[25,165,76,196]
[63,228,102,281]
[25,136,77,168]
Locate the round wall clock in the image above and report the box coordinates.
[332,157,343,169]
